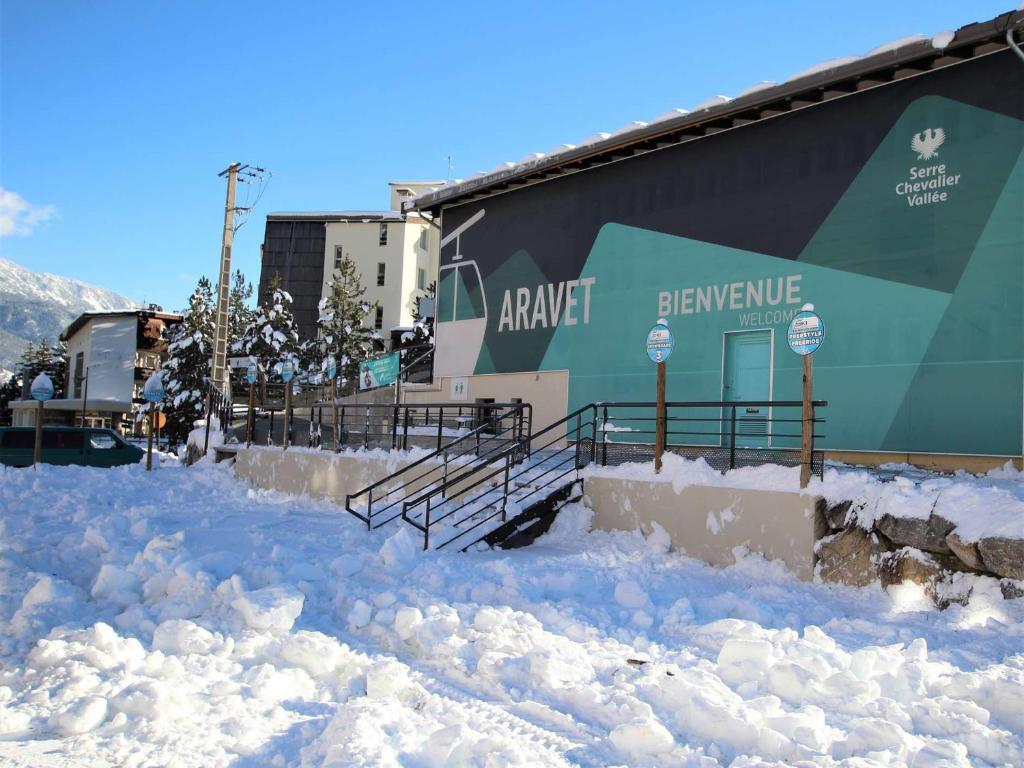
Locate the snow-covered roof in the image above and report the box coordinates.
[407,11,1022,213]
[266,211,407,223]
[61,309,183,341]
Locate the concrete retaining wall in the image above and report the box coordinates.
[583,476,828,580]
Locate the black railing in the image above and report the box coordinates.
[248,400,529,453]
[593,400,826,475]
[343,402,533,529]
[401,404,597,551]
[202,380,233,454]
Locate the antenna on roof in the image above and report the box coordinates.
[446,154,454,182]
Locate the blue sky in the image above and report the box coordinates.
[1,0,1015,311]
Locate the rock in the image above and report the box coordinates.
[945,531,985,571]
[824,500,853,530]
[977,537,1024,581]
[816,527,889,587]
[1000,580,1024,601]
[879,548,944,589]
[876,513,955,555]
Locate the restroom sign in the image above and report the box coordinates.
[787,308,825,356]
[645,321,674,363]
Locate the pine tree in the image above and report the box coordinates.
[48,339,68,399]
[408,280,436,348]
[228,269,256,350]
[159,278,215,445]
[0,372,22,426]
[18,338,65,399]
[313,254,379,389]
[233,273,300,382]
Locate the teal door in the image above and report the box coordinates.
[723,331,772,447]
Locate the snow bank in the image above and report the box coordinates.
[585,454,1024,542]
[0,460,1021,766]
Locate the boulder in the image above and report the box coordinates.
[977,537,1024,581]
[816,527,888,587]
[876,513,955,555]
[824,500,854,531]
[945,531,984,571]
[879,548,944,589]
[1000,580,1024,601]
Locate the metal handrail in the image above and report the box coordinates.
[343,402,532,529]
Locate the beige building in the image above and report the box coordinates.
[259,181,442,345]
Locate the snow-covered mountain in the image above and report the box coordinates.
[0,257,138,372]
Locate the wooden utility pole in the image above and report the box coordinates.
[33,400,43,468]
[655,361,666,474]
[799,354,814,489]
[246,380,255,447]
[211,163,240,391]
[283,382,291,450]
[331,378,339,451]
[146,402,155,471]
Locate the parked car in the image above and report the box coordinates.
[0,427,145,468]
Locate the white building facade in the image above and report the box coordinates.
[258,181,441,345]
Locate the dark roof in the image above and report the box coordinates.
[61,310,183,341]
[408,10,1023,213]
[266,211,406,223]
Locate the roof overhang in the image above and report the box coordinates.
[407,11,1023,214]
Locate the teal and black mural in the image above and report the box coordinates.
[436,52,1024,456]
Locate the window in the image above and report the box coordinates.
[374,306,383,330]
[379,223,388,246]
[377,262,386,287]
[1,431,33,449]
[334,246,344,270]
[89,433,118,450]
[73,352,84,398]
[417,268,426,290]
[43,431,84,450]
[418,228,428,251]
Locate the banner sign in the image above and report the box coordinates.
[359,352,399,391]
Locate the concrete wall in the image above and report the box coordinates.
[583,475,828,580]
[234,446,504,515]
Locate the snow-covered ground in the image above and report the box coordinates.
[0,458,1022,767]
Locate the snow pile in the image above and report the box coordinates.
[0,459,1021,766]
[586,454,1024,542]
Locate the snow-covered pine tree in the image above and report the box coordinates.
[233,274,300,382]
[407,280,436,348]
[159,277,215,445]
[18,338,66,399]
[313,254,379,390]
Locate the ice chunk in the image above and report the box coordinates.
[152,619,219,655]
[91,564,141,607]
[609,717,675,757]
[231,585,304,633]
[51,697,108,736]
[614,579,649,609]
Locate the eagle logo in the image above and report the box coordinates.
[911,127,945,161]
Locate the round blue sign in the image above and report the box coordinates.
[787,309,825,356]
[246,362,258,385]
[30,373,54,401]
[645,322,674,364]
[142,372,164,403]
[281,360,294,382]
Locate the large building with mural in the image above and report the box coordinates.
[407,12,1024,464]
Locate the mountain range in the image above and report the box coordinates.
[0,258,137,374]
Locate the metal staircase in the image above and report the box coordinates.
[342,399,826,552]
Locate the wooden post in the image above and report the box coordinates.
[146,402,155,471]
[246,381,255,447]
[800,353,814,488]
[655,360,666,474]
[331,378,339,452]
[33,400,44,469]
[283,382,291,450]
